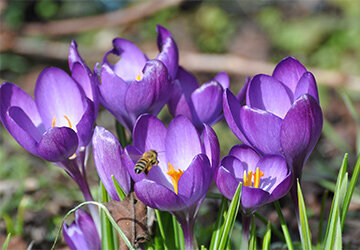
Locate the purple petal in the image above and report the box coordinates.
[229,144,260,172]
[110,38,147,82]
[247,74,292,119]
[135,179,187,211]
[92,126,131,199]
[223,89,251,145]
[257,155,289,193]
[241,186,270,213]
[202,124,220,170]
[68,40,85,70]
[99,63,132,131]
[37,127,78,162]
[175,67,199,97]
[75,210,101,250]
[125,60,169,117]
[280,94,323,178]
[76,97,95,147]
[216,166,240,200]
[239,106,283,156]
[35,67,84,129]
[191,81,223,125]
[267,172,292,203]
[178,154,212,206]
[166,116,202,171]
[213,72,230,89]
[0,82,43,130]
[156,25,179,80]
[220,155,247,179]
[5,107,42,155]
[294,72,319,103]
[123,145,144,183]
[272,57,307,93]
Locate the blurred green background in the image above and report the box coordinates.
[0,0,359,248]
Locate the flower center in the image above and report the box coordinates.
[136,72,143,81]
[167,163,183,195]
[52,115,73,129]
[243,167,264,188]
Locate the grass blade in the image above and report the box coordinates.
[155,210,168,250]
[262,221,271,250]
[323,154,348,249]
[210,196,228,250]
[248,216,257,250]
[274,201,294,250]
[100,183,115,250]
[218,182,242,250]
[255,212,284,241]
[111,175,127,201]
[297,179,312,250]
[1,233,11,250]
[341,154,360,229]
[334,213,342,250]
[172,215,185,250]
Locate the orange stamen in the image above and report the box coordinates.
[64,115,72,129]
[136,72,142,81]
[167,163,183,195]
[52,117,56,127]
[243,168,264,188]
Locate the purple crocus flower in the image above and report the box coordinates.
[98,25,178,132]
[216,144,292,215]
[168,67,229,129]
[92,126,131,201]
[223,57,323,180]
[122,114,219,249]
[63,209,101,250]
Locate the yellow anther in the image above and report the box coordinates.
[52,117,56,127]
[243,170,253,187]
[243,168,264,188]
[136,72,142,81]
[167,163,183,195]
[64,115,72,129]
[69,153,77,160]
[253,168,264,188]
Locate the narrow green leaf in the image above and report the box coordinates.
[1,233,11,250]
[218,182,242,250]
[274,201,294,250]
[297,180,312,250]
[262,221,271,250]
[334,213,342,250]
[248,216,257,250]
[210,196,228,250]
[111,175,127,201]
[155,210,168,250]
[115,120,127,148]
[255,212,284,241]
[338,173,348,211]
[50,201,134,250]
[172,215,185,250]
[3,214,14,235]
[323,154,348,249]
[341,154,360,229]
[15,196,28,236]
[316,190,328,250]
[100,183,115,250]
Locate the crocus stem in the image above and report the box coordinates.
[242,215,252,240]
[179,219,195,250]
[290,183,300,227]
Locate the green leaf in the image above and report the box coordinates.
[248,216,257,250]
[341,154,360,229]
[1,233,11,250]
[155,210,168,250]
[218,182,242,250]
[111,175,127,201]
[100,183,115,250]
[50,201,134,250]
[297,180,312,250]
[15,196,28,236]
[334,214,342,250]
[210,196,228,249]
[172,215,184,250]
[274,201,294,250]
[262,221,271,250]
[323,154,348,250]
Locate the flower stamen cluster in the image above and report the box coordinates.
[243,167,264,188]
[167,163,184,195]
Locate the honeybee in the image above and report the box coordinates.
[134,150,159,175]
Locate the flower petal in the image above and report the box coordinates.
[123,145,144,182]
[191,81,223,125]
[76,97,95,147]
[99,63,132,131]
[92,126,131,200]
[110,38,147,82]
[220,155,247,179]
[178,154,212,207]
[135,179,187,211]
[216,166,240,200]
[267,172,292,203]
[125,59,169,117]
[241,186,270,213]
[272,56,307,93]
[223,89,251,145]
[280,94,323,178]
[37,127,78,162]
[257,155,289,193]
[68,40,85,70]
[156,25,179,80]
[229,144,260,172]
[35,67,84,129]
[213,72,230,89]
[246,74,293,119]
[202,124,220,170]
[166,116,202,171]
[294,72,319,103]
